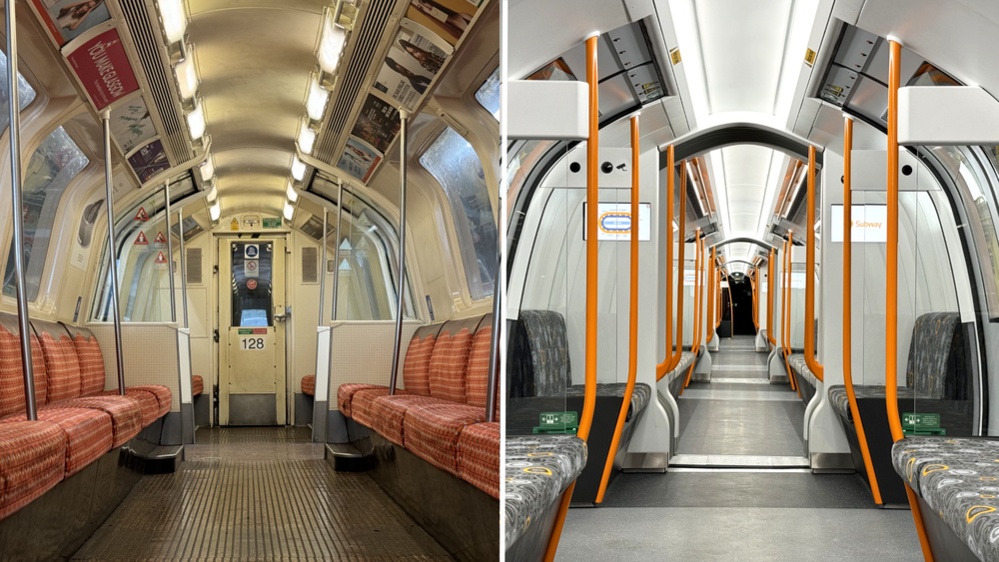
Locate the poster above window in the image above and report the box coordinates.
[29,0,112,46]
[373,19,453,110]
[110,96,157,154]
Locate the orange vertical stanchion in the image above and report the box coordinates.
[544,33,600,562]
[842,115,883,505]
[707,247,716,344]
[681,231,702,391]
[656,146,675,381]
[804,146,824,382]
[783,236,800,396]
[716,269,721,329]
[884,37,934,562]
[767,250,777,347]
[668,161,688,373]
[596,115,641,503]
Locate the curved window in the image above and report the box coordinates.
[0,50,37,133]
[475,67,499,120]
[2,126,88,301]
[420,127,497,300]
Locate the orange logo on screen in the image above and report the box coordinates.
[852,220,883,228]
[247,279,258,290]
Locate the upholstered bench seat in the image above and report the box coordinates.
[0,407,112,477]
[404,402,484,475]
[100,388,160,428]
[361,393,438,446]
[892,437,999,560]
[192,375,203,397]
[0,421,66,521]
[787,353,817,387]
[300,375,314,397]
[827,385,916,424]
[667,351,697,383]
[49,396,141,448]
[505,435,587,547]
[458,422,499,499]
[337,383,387,416]
[565,382,652,422]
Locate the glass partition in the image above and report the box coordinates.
[474,67,499,120]
[3,126,88,302]
[0,49,36,133]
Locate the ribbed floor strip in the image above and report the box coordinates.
[712,365,768,371]
[670,454,809,468]
[72,427,452,561]
[707,377,771,385]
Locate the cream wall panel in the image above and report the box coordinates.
[328,320,421,408]
[88,324,181,411]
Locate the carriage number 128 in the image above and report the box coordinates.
[241,337,266,350]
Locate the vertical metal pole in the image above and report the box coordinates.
[102,112,127,395]
[164,180,176,323]
[331,180,345,322]
[178,207,189,328]
[484,199,501,423]
[317,209,328,325]
[6,2,37,420]
[388,110,409,395]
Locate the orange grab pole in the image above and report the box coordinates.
[681,232,702,391]
[767,249,777,346]
[544,33,599,562]
[752,267,759,330]
[842,115,883,505]
[884,37,934,561]
[668,161,687,373]
[596,115,641,503]
[707,247,716,344]
[656,146,675,381]
[783,236,800,396]
[804,146,824,382]
[716,269,721,328]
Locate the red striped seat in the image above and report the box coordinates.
[126,385,171,419]
[0,421,66,521]
[363,394,444,446]
[0,407,112,477]
[300,375,315,397]
[191,375,204,397]
[336,383,383,415]
[48,396,141,448]
[101,388,159,428]
[457,422,499,499]
[403,402,483,475]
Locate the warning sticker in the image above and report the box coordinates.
[134,232,149,245]
[154,231,166,244]
[230,218,239,231]
[245,259,259,278]
[134,207,149,221]
[246,279,258,290]
[154,251,167,264]
[244,244,259,259]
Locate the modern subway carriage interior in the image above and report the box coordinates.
[0,0,500,561]
[505,0,999,561]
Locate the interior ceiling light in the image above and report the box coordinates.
[284,200,296,221]
[158,0,188,45]
[199,154,215,182]
[287,182,299,203]
[175,47,198,101]
[298,121,316,154]
[774,0,821,126]
[318,7,348,74]
[306,75,329,122]
[209,201,221,221]
[757,150,786,238]
[186,100,206,141]
[206,184,218,203]
[291,155,307,182]
[708,151,731,236]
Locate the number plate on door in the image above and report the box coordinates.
[237,328,267,350]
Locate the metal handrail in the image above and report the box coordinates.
[803,146,824,382]
[656,145,675,381]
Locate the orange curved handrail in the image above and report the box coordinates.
[596,115,640,504]
[656,146,675,381]
[783,236,800,396]
[767,249,777,346]
[841,115,883,505]
[667,161,687,373]
[544,33,600,562]
[751,267,759,330]
[884,37,934,561]
[715,269,721,328]
[707,247,716,344]
[804,146,824,382]
[681,231,702,391]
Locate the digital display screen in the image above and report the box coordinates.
[582,203,652,241]
[831,204,888,243]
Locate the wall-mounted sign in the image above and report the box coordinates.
[405,0,479,45]
[262,218,281,229]
[32,0,112,46]
[352,95,400,153]
[127,139,169,183]
[373,19,452,110]
[110,96,156,154]
[582,203,651,241]
[830,204,888,243]
[338,137,381,183]
[65,28,139,110]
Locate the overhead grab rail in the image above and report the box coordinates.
[681,231,702,392]
[596,114,641,504]
[545,32,600,562]
[885,37,934,561]
[841,115,882,505]
[656,145,675,381]
[804,146,824,382]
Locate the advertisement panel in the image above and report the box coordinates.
[110,96,156,154]
[127,139,169,183]
[338,138,382,183]
[351,95,400,153]
[372,19,452,110]
[32,0,111,45]
[404,0,479,45]
[65,28,140,110]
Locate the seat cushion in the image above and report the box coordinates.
[0,330,48,416]
[71,333,106,398]
[37,331,83,403]
[457,422,499,499]
[465,326,492,408]
[0,421,66,521]
[191,375,204,397]
[336,383,384,417]
[402,334,437,396]
[565,382,652,423]
[1,408,113,477]
[48,396,142,448]
[301,375,315,397]
[361,394,441,446]
[428,328,473,403]
[667,351,696,383]
[101,389,160,428]
[127,385,171,419]
[403,402,483,474]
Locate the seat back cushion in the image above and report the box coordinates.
[0,313,47,415]
[465,315,493,409]
[64,325,106,398]
[402,323,444,396]
[906,312,969,400]
[508,310,570,398]
[32,321,82,403]
[428,318,480,403]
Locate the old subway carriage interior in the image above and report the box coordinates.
[504,0,999,561]
[0,0,500,560]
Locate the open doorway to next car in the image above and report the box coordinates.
[729,277,757,336]
[218,237,287,426]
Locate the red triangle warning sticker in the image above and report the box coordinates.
[134,207,149,221]
[134,232,149,245]
[154,231,166,244]
[154,251,167,264]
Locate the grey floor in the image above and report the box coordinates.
[555,335,924,561]
[72,427,452,561]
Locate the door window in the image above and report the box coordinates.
[230,241,273,327]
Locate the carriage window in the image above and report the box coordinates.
[0,50,37,133]
[420,127,497,300]
[2,126,88,302]
[475,67,499,120]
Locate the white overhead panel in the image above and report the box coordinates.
[898,87,999,145]
[508,81,589,140]
[720,145,774,238]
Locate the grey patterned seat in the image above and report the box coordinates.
[827,385,916,424]
[505,435,587,548]
[892,437,999,560]
[564,382,651,422]
[786,353,817,387]
[667,350,697,383]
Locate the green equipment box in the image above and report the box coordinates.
[533,411,579,434]
[903,412,946,436]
